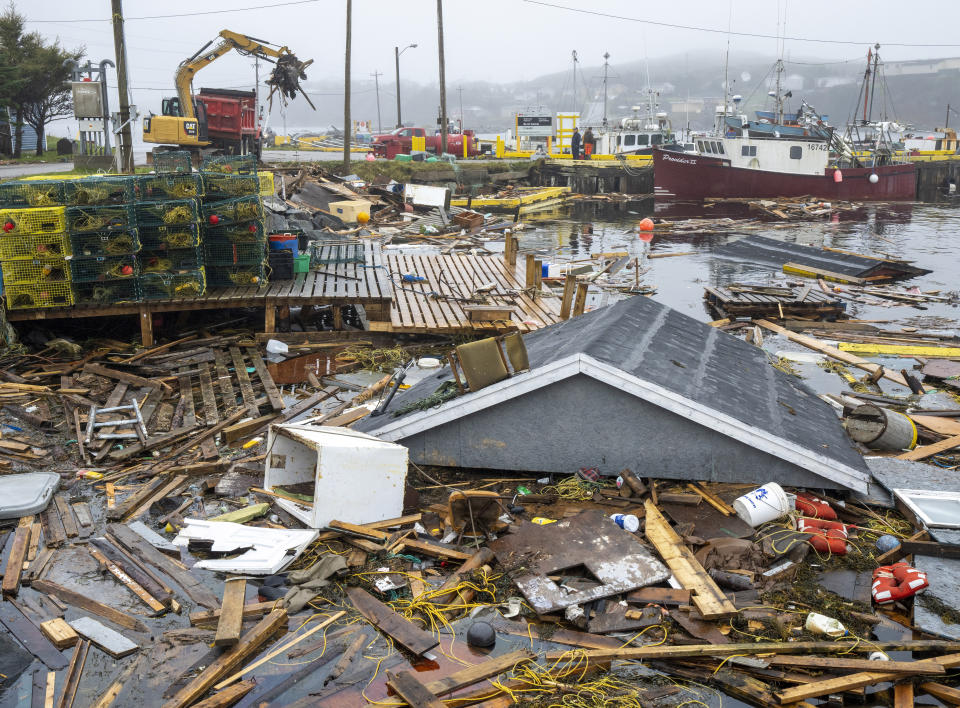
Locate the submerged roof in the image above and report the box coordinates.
[712,234,930,280]
[357,295,871,492]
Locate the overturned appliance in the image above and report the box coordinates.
[264,424,408,529]
[356,295,872,493]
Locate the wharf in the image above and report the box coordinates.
[6,242,560,344]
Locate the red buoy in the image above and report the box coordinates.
[638,218,654,232]
[3,221,14,233]
[209,214,220,225]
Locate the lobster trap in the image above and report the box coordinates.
[135,199,198,227]
[201,196,263,228]
[139,224,200,250]
[202,174,261,199]
[203,238,265,266]
[136,173,203,201]
[64,176,134,206]
[72,280,141,305]
[258,171,276,197]
[153,150,193,174]
[307,239,364,265]
[200,153,257,175]
[202,220,264,243]
[140,247,203,273]
[69,254,139,283]
[70,229,141,258]
[206,263,266,289]
[140,269,206,300]
[67,205,136,233]
[1,207,67,236]
[5,282,73,310]
[2,258,70,286]
[0,232,71,261]
[0,180,67,209]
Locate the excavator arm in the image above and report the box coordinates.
[174,30,313,120]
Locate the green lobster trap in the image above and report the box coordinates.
[1,207,67,236]
[0,232,71,261]
[136,173,203,201]
[206,263,267,289]
[201,173,261,199]
[201,197,263,228]
[140,268,206,300]
[257,171,276,197]
[307,239,364,265]
[72,280,141,305]
[64,176,134,206]
[70,229,140,258]
[200,153,257,175]
[202,220,264,243]
[153,150,193,174]
[69,255,139,283]
[141,247,203,273]
[5,282,73,310]
[135,199,198,227]
[139,224,200,250]
[0,180,67,209]
[67,204,135,233]
[2,258,70,286]
[203,238,265,266]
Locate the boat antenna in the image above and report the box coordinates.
[602,52,610,128]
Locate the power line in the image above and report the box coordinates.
[523,0,960,48]
[26,0,322,23]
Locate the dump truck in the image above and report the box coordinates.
[371,127,479,159]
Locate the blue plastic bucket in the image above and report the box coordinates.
[268,234,298,257]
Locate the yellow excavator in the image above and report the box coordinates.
[143,30,313,158]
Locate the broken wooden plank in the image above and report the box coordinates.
[765,655,945,674]
[347,586,439,656]
[399,538,472,561]
[245,347,284,411]
[108,425,199,462]
[165,609,288,708]
[643,499,736,620]
[387,671,445,708]
[40,618,79,649]
[39,504,66,548]
[2,523,31,596]
[422,649,536,696]
[53,496,79,538]
[920,682,960,705]
[625,587,692,606]
[214,578,247,647]
[0,600,70,669]
[106,478,165,521]
[31,580,149,634]
[88,547,165,613]
[191,681,256,708]
[782,262,866,285]
[83,363,165,390]
[189,601,277,628]
[898,432,960,461]
[229,347,260,417]
[69,616,138,658]
[127,474,189,522]
[54,640,89,708]
[166,409,246,460]
[222,414,277,445]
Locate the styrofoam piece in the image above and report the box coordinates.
[0,472,59,519]
[69,616,138,657]
[775,350,826,364]
[172,519,318,575]
[127,520,177,552]
[264,424,408,529]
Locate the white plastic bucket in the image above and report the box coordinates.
[733,482,791,527]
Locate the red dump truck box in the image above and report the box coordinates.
[197,88,257,141]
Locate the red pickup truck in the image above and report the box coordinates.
[371,127,479,159]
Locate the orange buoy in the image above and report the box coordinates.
[357,211,370,224]
[833,170,843,183]
[638,218,654,232]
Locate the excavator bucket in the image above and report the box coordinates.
[266,54,315,111]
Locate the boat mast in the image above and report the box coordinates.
[602,52,610,129]
[867,43,880,123]
[571,50,578,115]
[862,47,873,124]
[775,59,784,124]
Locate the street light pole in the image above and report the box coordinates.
[394,44,417,129]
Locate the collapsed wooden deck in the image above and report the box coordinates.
[6,242,561,343]
[704,284,846,319]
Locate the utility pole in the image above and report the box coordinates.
[110,0,133,173]
[458,86,464,132]
[394,47,402,128]
[343,0,351,169]
[601,52,610,128]
[571,50,578,112]
[437,0,447,154]
[370,71,383,133]
[946,103,951,130]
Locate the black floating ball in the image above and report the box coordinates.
[466,621,496,648]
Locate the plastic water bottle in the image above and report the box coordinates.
[609,513,640,533]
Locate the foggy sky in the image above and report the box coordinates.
[20,0,960,134]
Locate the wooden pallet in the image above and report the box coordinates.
[704,285,846,319]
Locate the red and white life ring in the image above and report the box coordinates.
[796,517,851,554]
[872,562,928,604]
[795,493,838,520]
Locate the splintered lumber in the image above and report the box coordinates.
[898,433,960,461]
[0,600,70,669]
[222,414,276,445]
[107,477,165,521]
[167,409,246,460]
[212,611,345,690]
[687,483,734,515]
[89,657,141,708]
[765,655,945,674]
[327,519,389,541]
[40,618,79,649]
[108,523,220,609]
[643,499,736,620]
[755,319,925,390]
[246,347,284,411]
[428,547,496,610]
[776,652,960,703]
[190,681,256,708]
[2,523,31,596]
[387,671,445,708]
[31,580,149,633]
[40,504,66,547]
[108,425,199,462]
[323,633,366,684]
[88,547,165,613]
[214,578,247,647]
[55,640,89,708]
[127,474,189,522]
[69,616,138,658]
[625,587,692,606]
[83,363,165,390]
[921,682,960,705]
[782,262,866,285]
[52,496,79,538]
[399,538,472,561]
[164,608,288,708]
[422,649,536,696]
[189,601,278,628]
[347,586,439,656]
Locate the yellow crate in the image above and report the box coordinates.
[0,232,71,260]
[5,282,74,310]
[258,171,275,197]
[0,207,67,236]
[2,258,70,285]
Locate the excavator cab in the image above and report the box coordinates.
[161,97,182,117]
